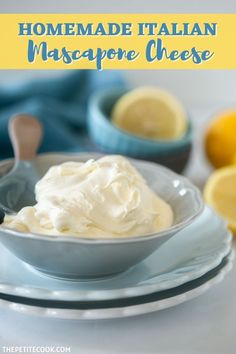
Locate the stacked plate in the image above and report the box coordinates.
[0,154,233,320]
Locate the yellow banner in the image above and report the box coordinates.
[0,14,235,69]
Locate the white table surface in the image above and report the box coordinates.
[0,100,235,353]
[1,1,236,351]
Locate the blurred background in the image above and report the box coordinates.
[1,0,236,189]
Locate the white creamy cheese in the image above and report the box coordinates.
[3,155,173,238]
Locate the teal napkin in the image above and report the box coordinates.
[0,70,124,159]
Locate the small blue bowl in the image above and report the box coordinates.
[88,88,192,173]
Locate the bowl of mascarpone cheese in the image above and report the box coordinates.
[0,154,203,279]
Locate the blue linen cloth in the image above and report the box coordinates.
[0,70,124,159]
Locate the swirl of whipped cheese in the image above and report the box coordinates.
[3,155,173,238]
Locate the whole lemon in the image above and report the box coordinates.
[205,110,236,168]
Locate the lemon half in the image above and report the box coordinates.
[111,87,187,140]
[204,165,236,235]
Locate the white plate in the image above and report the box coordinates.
[0,207,232,302]
[0,252,233,320]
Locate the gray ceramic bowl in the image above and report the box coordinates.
[0,153,203,280]
[88,88,192,173]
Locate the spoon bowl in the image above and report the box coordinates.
[0,114,42,214]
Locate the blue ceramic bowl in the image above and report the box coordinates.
[88,88,192,173]
[0,153,203,280]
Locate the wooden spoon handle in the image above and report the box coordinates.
[9,114,43,161]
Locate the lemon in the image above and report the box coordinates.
[204,165,236,235]
[232,153,236,165]
[111,87,187,140]
[205,110,236,168]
